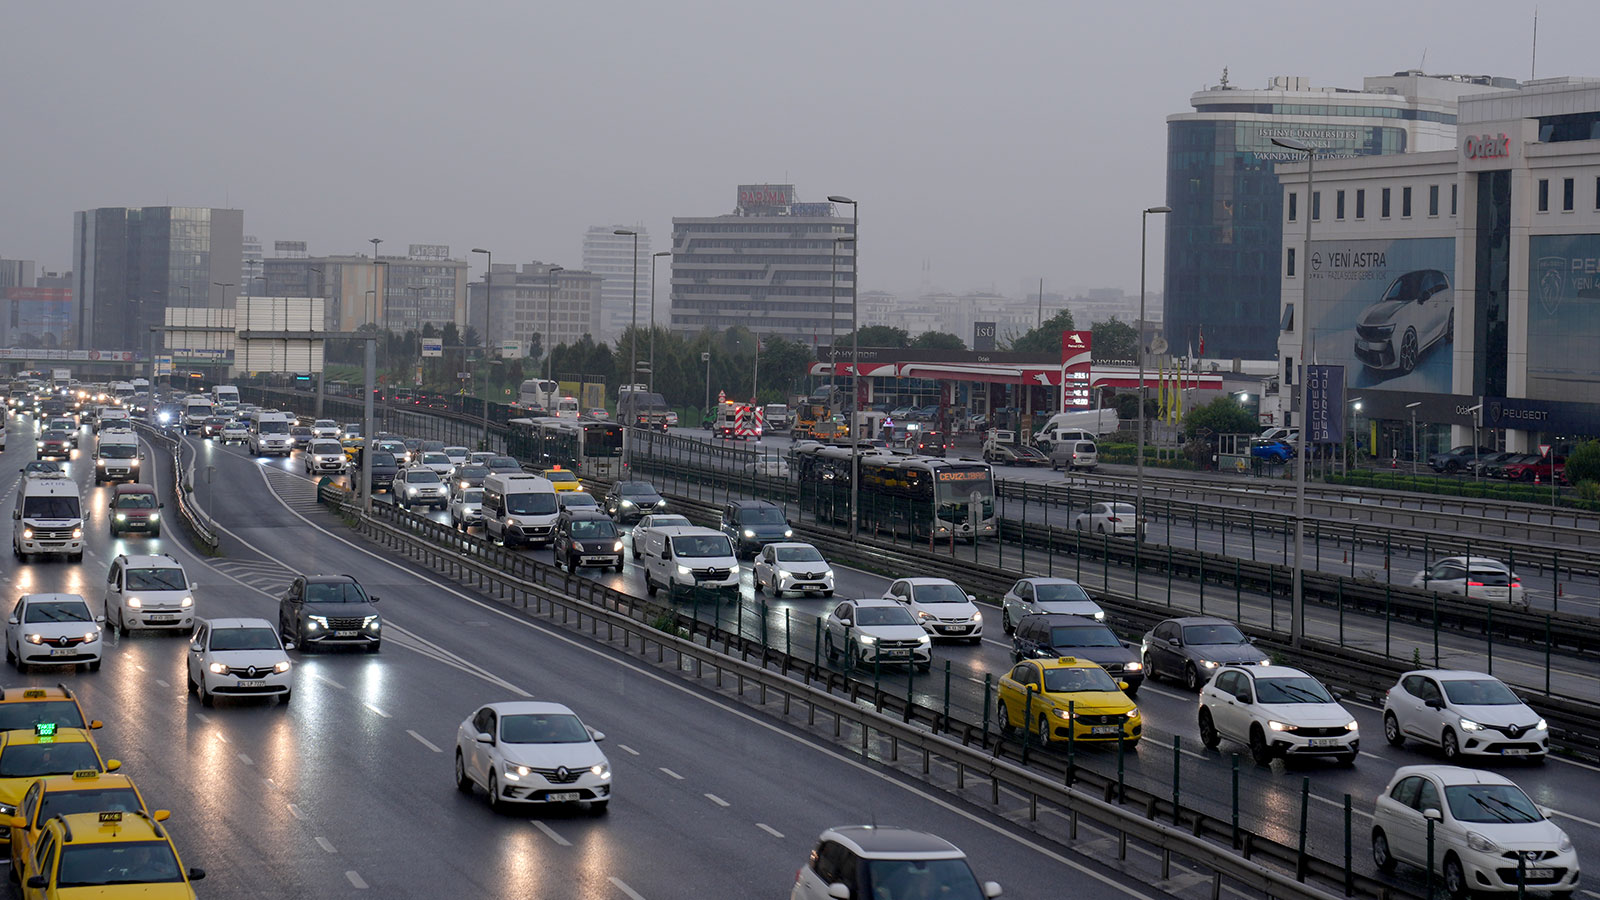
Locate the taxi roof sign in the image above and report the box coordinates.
[98,811,122,823]
[35,723,56,737]
[22,689,46,699]
[71,769,98,780]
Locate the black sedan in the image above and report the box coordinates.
[1139,616,1271,692]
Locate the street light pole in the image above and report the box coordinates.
[471,248,492,450]
[545,266,564,383]
[702,351,711,417]
[828,195,861,539]
[211,282,234,388]
[649,251,671,393]
[1407,401,1422,476]
[1136,206,1171,559]
[307,267,325,416]
[615,230,639,470]
[1272,136,1316,648]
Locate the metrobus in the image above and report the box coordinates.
[792,444,996,542]
[506,416,624,479]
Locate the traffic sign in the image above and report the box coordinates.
[718,389,726,403]
[1539,443,1551,457]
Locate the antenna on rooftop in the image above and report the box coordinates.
[1530,8,1538,81]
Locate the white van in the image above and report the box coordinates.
[482,472,560,548]
[211,384,240,407]
[247,410,295,456]
[1033,409,1120,450]
[641,526,739,598]
[93,430,142,485]
[13,474,84,561]
[182,398,214,431]
[103,553,195,634]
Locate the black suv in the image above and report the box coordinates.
[1011,613,1143,695]
[552,509,624,572]
[720,499,792,558]
[604,481,664,523]
[363,450,399,493]
[278,574,381,653]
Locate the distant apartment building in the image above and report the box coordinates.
[71,206,245,351]
[670,185,854,341]
[466,262,604,356]
[261,242,468,333]
[0,259,36,292]
[241,234,264,295]
[582,226,651,343]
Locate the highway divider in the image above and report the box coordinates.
[134,424,218,553]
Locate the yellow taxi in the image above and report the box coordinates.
[341,435,366,461]
[0,725,119,851]
[542,466,581,492]
[996,657,1141,748]
[6,770,165,872]
[0,687,102,735]
[15,810,203,898]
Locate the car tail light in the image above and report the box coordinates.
[1106,516,1120,523]
[1467,581,1485,587]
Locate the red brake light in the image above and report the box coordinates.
[1467,581,1485,587]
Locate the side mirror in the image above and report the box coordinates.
[1423,808,1443,821]
[188,868,206,882]
[1,814,24,829]
[369,596,380,603]
[6,617,16,626]
[283,641,295,652]
[190,645,202,653]
[10,511,17,520]
[983,883,1004,899]
[827,885,851,900]
[95,615,106,624]
[106,759,121,772]
[89,719,103,729]
[26,876,46,890]
[1119,681,1130,691]
[586,726,605,742]
[967,595,977,603]
[153,809,170,822]
[1424,697,1444,710]
[1167,637,1180,648]
[476,731,494,745]
[159,503,165,509]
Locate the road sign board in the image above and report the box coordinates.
[1539,443,1551,457]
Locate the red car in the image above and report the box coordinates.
[1501,454,1566,484]
[109,483,163,537]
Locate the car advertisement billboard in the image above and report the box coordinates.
[1305,237,1455,394]
[1529,234,1600,405]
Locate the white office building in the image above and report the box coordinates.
[582,225,651,344]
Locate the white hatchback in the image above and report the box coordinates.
[1410,557,1527,609]
[5,594,104,673]
[1382,670,1548,762]
[186,617,293,706]
[753,542,834,597]
[454,701,611,815]
[103,553,195,634]
[882,577,982,643]
[1001,577,1103,633]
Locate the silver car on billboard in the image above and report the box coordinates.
[1354,269,1453,374]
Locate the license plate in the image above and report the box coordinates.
[1091,725,1120,735]
[938,626,963,633]
[236,680,265,688]
[49,648,76,657]
[546,792,580,802]
[1308,739,1341,748]
[582,557,612,565]
[1525,868,1554,879]
[880,650,908,658]
[334,630,358,637]
[147,615,176,622]
[1501,748,1531,757]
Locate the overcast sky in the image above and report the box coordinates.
[3,1,1593,301]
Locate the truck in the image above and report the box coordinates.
[211,384,241,407]
[616,386,670,431]
[712,402,762,440]
[1032,408,1122,452]
[762,403,792,432]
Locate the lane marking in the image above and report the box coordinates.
[609,876,647,900]
[346,871,368,889]
[195,713,211,723]
[214,732,228,744]
[312,672,346,690]
[704,793,730,807]
[238,753,253,766]
[617,744,640,756]
[363,701,391,718]
[532,820,571,846]
[659,767,683,780]
[265,778,280,790]
[407,729,441,753]
[1310,793,1373,818]
[757,823,784,838]
[287,803,305,820]
[315,836,336,854]
[1548,808,1600,831]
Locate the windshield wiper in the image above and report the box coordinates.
[1470,795,1514,823]
[1482,794,1537,822]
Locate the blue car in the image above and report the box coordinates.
[1251,439,1295,464]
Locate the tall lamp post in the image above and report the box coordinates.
[470,248,493,449]
[545,266,564,383]
[649,251,671,393]
[614,230,640,469]
[1272,135,1316,648]
[211,282,234,388]
[1407,401,1422,475]
[827,195,860,539]
[307,268,325,415]
[1135,206,1170,560]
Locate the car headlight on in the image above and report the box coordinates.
[24,634,43,644]
[784,529,793,538]
[273,660,292,673]
[1268,720,1298,732]
[180,596,193,608]
[130,459,139,467]
[1093,611,1106,621]
[591,763,611,779]
[127,597,143,609]
[208,662,229,675]
[1125,662,1143,672]
[677,565,693,576]
[1466,832,1500,853]
[621,500,634,508]
[972,611,982,622]
[1201,660,1219,669]
[307,615,327,631]
[148,513,158,522]
[1536,718,1548,731]
[612,541,623,552]
[20,529,32,540]
[97,459,106,467]
[1458,718,1484,732]
[917,635,931,645]
[83,631,99,643]
[0,803,15,817]
[71,528,82,539]
[916,610,931,620]
[115,513,127,522]
[571,542,585,553]
[1345,720,1359,732]
[1126,707,1138,719]
[742,528,756,538]
[459,480,469,489]
[858,634,877,645]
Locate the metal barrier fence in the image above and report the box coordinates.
[134,424,218,552]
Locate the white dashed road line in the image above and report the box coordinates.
[757,823,784,838]
[532,820,571,846]
[315,836,336,854]
[287,803,304,820]
[617,744,640,756]
[155,679,169,688]
[362,701,391,718]
[659,767,683,780]
[704,793,729,808]
[311,672,346,690]
[407,729,441,752]
[346,871,368,889]
[237,753,253,766]
[609,876,647,900]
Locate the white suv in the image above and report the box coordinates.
[186,618,293,707]
[1198,665,1358,766]
[5,593,104,673]
[1382,670,1548,761]
[104,554,195,634]
[792,826,1002,900]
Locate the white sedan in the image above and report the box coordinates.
[185,617,293,706]
[882,577,982,643]
[1410,557,1527,608]
[418,452,456,477]
[6,593,104,673]
[450,488,485,530]
[629,513,691,560]
[1198,665,1358,766]
[1371,765,1578,898]
[822,598,931,670]
[443,446,471,466]
[454,701,611,815]
[1071,501,1145,538]
[311,419,341,439]
[753,542,834,597]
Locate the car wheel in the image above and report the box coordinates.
[1183,662,1202,692]
[4,643,13,665]
[643,573,657,597]
[199,680,215,707]
[1441,728,1461,761]
[1384,712,1404,747]
[613,562,624,574]
[631,548,642,561]
[845,642,859,671]
[1248,726,1274,765]
[1001,608,1013,635]
[1399,327,1420,374]
[487,773,507,814]
[1371,828,1397,874]
[1199,709,1221,749]
[998,700,1014,736]
[824,633,838,661]
[1142,653,1160,682]
[117,609,130,636]
[455,751,473,793]
[822,590,834,598]
[1037,714,1053,747]
[150,526,160,538]
[1445,460,1460,474]
[1096,524,1106,535]
[1443,854,1468,900]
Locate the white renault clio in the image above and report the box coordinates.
[5,594,104,673]
[186,617,294,707]
[455,701,611,815]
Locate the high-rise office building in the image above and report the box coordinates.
[1163,70,1516,360]
[466,262,604,357]
[670,185,853,341]
[71,207,244,351]
[582,226,651,344]
[241,234,264,295]
[261,242,468,333]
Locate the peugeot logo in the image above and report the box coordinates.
[555,766,569,781]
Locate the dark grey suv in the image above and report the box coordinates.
[719,499,792,558]
[1011,614,1143,695]
[278,574,381,653]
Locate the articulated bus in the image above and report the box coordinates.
[507,416,624,479]
[792,444,996,541]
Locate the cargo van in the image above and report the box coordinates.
[13,474,84,561]
[182,398,214,431]
[247,410,295,456]
[640,526,739,598]
[93,430,143,485]
[1048,438,1099,472]
[211,384,240,407]
[482,472,560,548]
[1032,409,1120,450]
